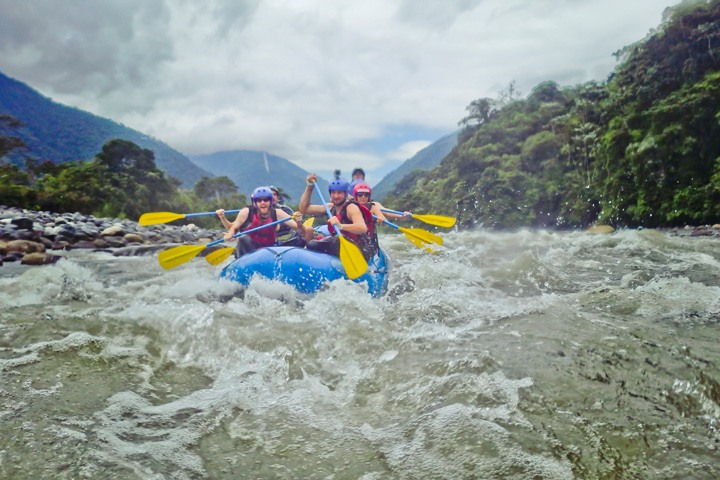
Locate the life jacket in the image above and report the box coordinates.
[365,201,381,246]
[328,199,378,260]
[239,206,278,247]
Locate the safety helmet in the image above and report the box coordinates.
[315,225,330,237]
[351,167,365,179]
[353,182,371,197]
[251,186,274,206]
[328,177,349,194]
[268,185,279,194]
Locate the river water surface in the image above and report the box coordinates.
[1,228,719,479]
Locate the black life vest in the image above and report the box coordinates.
[329,200,378,260]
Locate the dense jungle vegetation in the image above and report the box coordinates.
[386,0,720,228]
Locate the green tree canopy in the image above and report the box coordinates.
[194,176,239,202]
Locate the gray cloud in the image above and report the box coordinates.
[0,0,678,178]
[0,1,173,97]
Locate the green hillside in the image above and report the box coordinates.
[0,71,211,187]
[373,131,458,201]
[386,0,720,229]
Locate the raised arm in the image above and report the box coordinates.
[215,209,233,230]
[299,173,330,216]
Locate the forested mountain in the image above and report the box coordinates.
[387,0,720,229]
[372,131,458,201]
[188,150,329,205]
[0,71,211,187]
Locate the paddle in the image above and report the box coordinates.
[313,181,368,279]
[205,216,315,266]
[139,209,241,226]
[158,217,292,270]
[380,209,456,228]
[374,215,443,252]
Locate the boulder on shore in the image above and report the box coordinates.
[1,205,226,268]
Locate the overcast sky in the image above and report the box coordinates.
[0,0,680,183]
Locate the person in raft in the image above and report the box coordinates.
[347,167,366,197]
[216,186,307,258]
[298,173,378,261]
[351,182,411,221]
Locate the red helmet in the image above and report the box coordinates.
[353,182,371,197]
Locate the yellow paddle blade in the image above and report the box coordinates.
[338,235,368,279]
[404,232,438,254]
[139,211,186,226]
[303,217,314,228]
[412,213,456,228]
[399,227,443,246]
[157,244,206,270]
[205,247,235,266]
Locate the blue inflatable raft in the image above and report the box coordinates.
[219,246,390,297]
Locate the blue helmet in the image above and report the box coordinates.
[315,225,330,237]
[328,177,349,194]
[348,179,364,195]
[251,186,274,206]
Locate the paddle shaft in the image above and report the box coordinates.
[313,181,346,239]
[227,216,292,241]
[380,208,409,217]
[201,216,292,248]
[374,215,400,230]
[311,181,368,279]
[373,214,443,246]
[186,209,241,219]
[380,208,456,228]
[209,216,292,247]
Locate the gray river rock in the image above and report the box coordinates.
[0,206,225,266]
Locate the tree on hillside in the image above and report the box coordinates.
[95,139,156,175]
[91,139,181,218]
[458,98,497,127]
[194,176,239,202]
[0,114,26,159]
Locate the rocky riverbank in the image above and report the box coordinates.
[0,206,225,267]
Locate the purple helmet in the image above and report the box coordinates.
[251,186,274,206]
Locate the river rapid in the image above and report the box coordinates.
[1,228,719,479]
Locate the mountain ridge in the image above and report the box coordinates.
[372,131,459,201]
[188,150,329,204]
[0,71,211,187]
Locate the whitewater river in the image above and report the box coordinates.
[1,228,718,479]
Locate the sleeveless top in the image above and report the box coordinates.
[329,200,378,260]
[239,206,278,247]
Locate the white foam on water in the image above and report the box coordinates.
[634,276,720,319]
[3,230,718,478]
[0,331,148,373]
[0,259,105,307]
[360,387,573,479]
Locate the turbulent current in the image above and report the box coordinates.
[1,228,719,479]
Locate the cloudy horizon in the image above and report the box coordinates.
[0,0,680,183]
